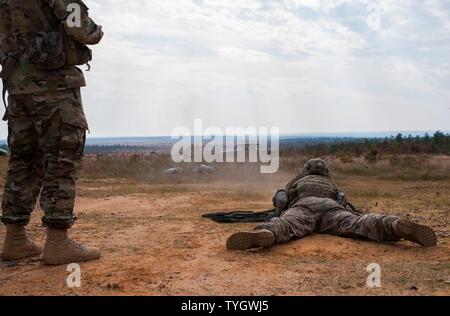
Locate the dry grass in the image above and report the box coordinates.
[2,153,450,192]
[81,154,286,185]
[80,153,450,184]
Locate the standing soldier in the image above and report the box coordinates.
[0,0,103,265]
[227,158,438,250]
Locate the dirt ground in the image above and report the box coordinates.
[0,167,449,296]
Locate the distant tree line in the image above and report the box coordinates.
[281,131,450,157]
[84,145,152,154]
[1,144,157,154]
[1,144,153,154]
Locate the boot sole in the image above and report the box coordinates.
[1,249,42,261]
[226,231,275,251]
[396,220,437,247]
[43,254,101,266]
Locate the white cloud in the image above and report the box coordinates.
[217,47,271,62]
[1,0,449,139]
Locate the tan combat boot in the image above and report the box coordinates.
[43,228,101,265]
[393,219,437,247]
[226,229,276,251]
[1,224,42,261]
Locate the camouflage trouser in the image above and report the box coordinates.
[256,197,401,243]
[1,89,88,229]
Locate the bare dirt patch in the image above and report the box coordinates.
[0,156,449,296]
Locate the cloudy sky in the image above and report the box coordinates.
[2,0,450,138]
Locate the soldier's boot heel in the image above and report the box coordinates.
[43,228,100,266]
[226,229,275,251]
[393,219,437,247]
[1,224,42,261]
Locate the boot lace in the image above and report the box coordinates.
[69,239,86,250]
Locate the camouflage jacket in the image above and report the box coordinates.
[0,0,103,95]
[286,173,339,207]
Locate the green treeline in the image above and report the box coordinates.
[282,131,450,157]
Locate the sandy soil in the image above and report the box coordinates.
[0,175,449,296]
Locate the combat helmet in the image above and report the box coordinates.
[303,158,330,177]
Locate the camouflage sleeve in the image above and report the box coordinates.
[48,0,104,45]
[0,0,15,61]
[285,173,304,198]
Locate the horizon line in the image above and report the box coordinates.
[1,129,449,143]
[87,129,449,139]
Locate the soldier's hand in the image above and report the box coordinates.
[0,51,6,66]
[86,25,104,45]
[336,191,348,207]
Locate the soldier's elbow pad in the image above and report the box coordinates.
[273,189,288,210]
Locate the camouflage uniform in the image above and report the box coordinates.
[256,159,401,243]
[0,0,103,229]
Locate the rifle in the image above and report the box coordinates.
[202,208,280,223]
[202,201,365,224]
